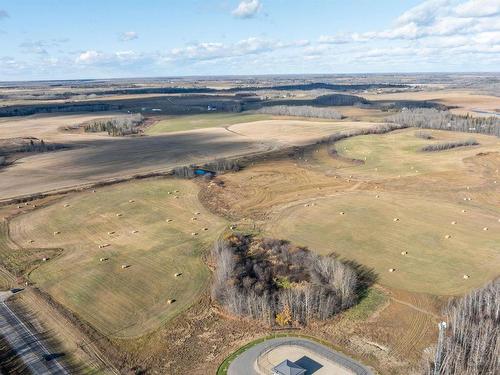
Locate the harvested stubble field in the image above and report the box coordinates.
[9,179,227,338]
[146,113,272,134]
[0,115,372,202]
[205,128,500,295]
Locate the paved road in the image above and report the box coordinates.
[0,293,68,375]
[228,337,373,375]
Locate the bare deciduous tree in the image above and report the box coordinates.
[425,279,500,375]
[211,234,359,326]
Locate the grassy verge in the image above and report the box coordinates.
[343,288,388,320]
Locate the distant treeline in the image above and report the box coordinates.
[381,100,448,111]
[387,108,500,137]
[425,279,499,375]
[83,114,144,136]
[239,82,407,92]
[421,138,478,152]
[212,234,358,325]
[0,103,114,117]
[0,138,66,160]
[263,94,371,109]
[0,83,408,102]
[256,105,342,119]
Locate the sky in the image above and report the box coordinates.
[0,0,499,81]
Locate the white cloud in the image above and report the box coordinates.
[76,50,104,64]
[165,37,303,63]
[120,31,138,41]
[455,0,500,17]
[232,0,262,19]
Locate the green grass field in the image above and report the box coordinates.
[10,179,227,338]
[267,190,500,295]
[323,129,500,179]
[146,113,272,134]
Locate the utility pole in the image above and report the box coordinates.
[434,321,447,375]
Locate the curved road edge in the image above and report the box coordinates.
[227,336,374,375]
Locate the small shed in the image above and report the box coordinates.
[272,359,306,375]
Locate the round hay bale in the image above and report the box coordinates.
[121,264,129,269]
[53,231,60,235]
[98,243,110,249]
[42,257,48,262]
[388,268,396,272]
[191,232,198,236]
[99,258,107,262]
[129,200,135,203]
[17,205,22,209]
[451,221,457,225]
[107,231,115,235]
[92,189,96,193]
[167,299,176,304]
[393,218,400,222]
[131,230,138,234]
[194,212,201,215]
[174,273,182,277]
[463,274,470,279]
[445,234,451,239]
[401,251,408,255]
[483,227,488,231]
[64,204,70,208]
[116,213,122,217]
[191,217,198,221]
[375,195,380,198]
[339,211,345,215]
[304,204,309,207]
[461,209,467,213]
[166,219,173,222]
[203,227,208,231]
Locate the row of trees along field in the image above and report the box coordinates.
[387,108,500,137]
[420,138,478,152]
[83,113,144,136]
[211,234,358,326]
[256,105,342,119]
[425,278,499,375]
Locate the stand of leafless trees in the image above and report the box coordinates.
[319,123,408,147]
[256,105,342,119]
[387,108,500,137]
[212,234,358,325]
[425,278,499,375]
[421,138,478,152]
[83,113,144,136]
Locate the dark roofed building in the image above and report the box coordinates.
[272,359,306,375]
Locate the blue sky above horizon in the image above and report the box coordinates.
[0,0,499,81]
